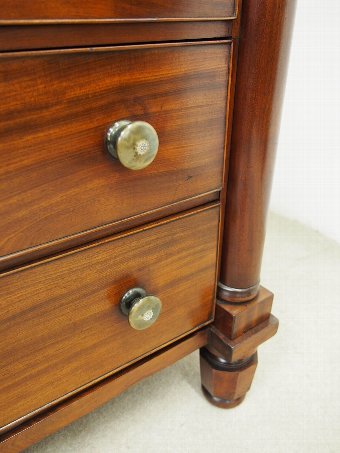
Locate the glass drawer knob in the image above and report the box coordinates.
[106,120,159,170]
[120,287,162,330]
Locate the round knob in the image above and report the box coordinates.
[120,287,162,330]
[106,120,159,170]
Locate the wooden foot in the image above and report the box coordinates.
[201,386,246,409]
[200,287,278,408]
[200,349,258,408]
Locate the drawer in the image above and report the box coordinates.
[0,205,219,430]
[0,42,229,260]
[0,0,237,22]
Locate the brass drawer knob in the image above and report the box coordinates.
[106,120,159,170]
[120,287,162,330]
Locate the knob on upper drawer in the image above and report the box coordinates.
[106,120,159,170]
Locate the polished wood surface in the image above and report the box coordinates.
[0,329,208,452]
[215,287,273,340]
[0,21,233,52]
[218,0,297,301]
[0,0,295,445]
[202,287,279,409]
[208,314,279,362]
[201,349,257,409]
[0,0,236,22]
[0,41,229,261]
[203,0,296,408]
[0,205,219,431]
[0,191,218,273]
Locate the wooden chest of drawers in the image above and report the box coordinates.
[0,1,295,450]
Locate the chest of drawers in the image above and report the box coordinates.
[0,1,295,450]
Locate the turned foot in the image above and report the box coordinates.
[200,287,278,408]
[200,349,257,408]
[202,387,245,409]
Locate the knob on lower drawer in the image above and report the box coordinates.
[106,120,159,170]
[120,287,162,330]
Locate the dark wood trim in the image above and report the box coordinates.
[200,348,258,409]
[216,0,243,289]
[0,18,237,25]
[201,286,278,408]
[0,329,208,452]
[231,0,243,38]
[0,38,231,58]
[0,21,233,52]
[217,39,236,290]
[215,286,274,340]
[218,0,297,302]
[208,315,279,363]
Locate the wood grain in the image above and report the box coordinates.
[0,21,233,52]
[0,191,218,272]
[203,286,279,408]
[0,205,219,431]
[218,0,297,301]
[0,0,236,22]
[0,41,230,260]
[200,349,258,408]
[0,329,208,452]
[215,287,274,340]
[219,0,295,302]
[208,315,279,362]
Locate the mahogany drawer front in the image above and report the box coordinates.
[0,42,229,261]
[0,205,219,431]
[0,0,236,22]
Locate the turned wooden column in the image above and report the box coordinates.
[201,0,296,408]
[218,0,297,303]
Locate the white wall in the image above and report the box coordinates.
[271,0,340,243]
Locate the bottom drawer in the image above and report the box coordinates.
[0,205,219,431]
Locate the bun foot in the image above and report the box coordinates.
[200,289,279,409]
[201,386,246,409]
[200,348,258,409]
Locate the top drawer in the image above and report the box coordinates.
[0,41,229,262]
[0,1,237,22]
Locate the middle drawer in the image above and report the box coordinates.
[0,41,230,260]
